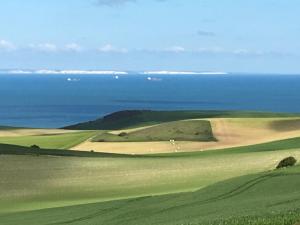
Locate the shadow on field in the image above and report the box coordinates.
[269,119,300,132]
[38,171,300,225]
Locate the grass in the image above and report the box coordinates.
[2,136,300,158]
[0,136,300,214]
[1,111,300,224]
[64,110,300,130]
[0,143,128,157]
[0,126,19,130]
[71,117,300,154]
[157,136,300,158]
[269,119,300,131]
[0,131,97,149]
[1,166,300,225]
[92,120,215,142]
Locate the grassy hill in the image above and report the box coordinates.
[1,166,299,225]
[0,131,96,149]
[64,110,300,130]
[0,126,20,130]
[0,136,299,215]
[92,120,216,142]
[1,136,300,158]
[0,143,128,158]
[158,136,300,157]
[1,110,300,224]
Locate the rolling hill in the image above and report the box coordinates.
[92,120,215,142]
[0,131,97,149]
[0,136,300,215]
[63,110,300,130]
[1,165,299,225]
[1,110,300,225]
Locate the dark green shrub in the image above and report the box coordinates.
[30,144,40,156]
[276,156,297,169]
[118,132,128,137]
[30,144,40,149]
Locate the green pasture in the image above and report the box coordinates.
[0,131,97,149]
[1,166,300,225]
[0,136,299,214]
[92,120,215,142]
[65,110,300,130]
[1,110,300,224]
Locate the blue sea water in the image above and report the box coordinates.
[0,74,300,128]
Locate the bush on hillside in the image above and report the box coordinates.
[118,132,128,137]
[30,144,41,156]
[30,144,40,149]
[276,156,297,169]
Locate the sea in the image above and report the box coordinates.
[0,73,300,128]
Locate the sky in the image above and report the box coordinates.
[0,0,300,73]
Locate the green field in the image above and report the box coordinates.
[1,110,300,225]
[1,166,299,225]
[0,137,300,216]
[158,136,300,157]
[0,131,97,149]
[92,120,215,142]
[64,110,300,130]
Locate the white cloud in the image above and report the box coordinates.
[0,40,289,59]
[232,49,264,56]
[96,0,136,6]
[140,46,287,58]
[164,46,185,53]
[195,47,287,57]
[64,43,82,52]
[98,44,128,53]
[197,47,224,54]
[29,43,58,52]
[0,40,16,51]
[96,0,166,7]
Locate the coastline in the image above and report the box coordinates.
[0,70,228,76]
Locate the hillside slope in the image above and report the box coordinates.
[0,131,96,149]
[63,110,300,130]
[1,138,300,214]
[1,166,300,225]
[92,120,216,142]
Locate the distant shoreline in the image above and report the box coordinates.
[0,70,228,75]
[1,70,300,76]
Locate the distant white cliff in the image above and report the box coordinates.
[5,70,128,75]
[141,71,228,75]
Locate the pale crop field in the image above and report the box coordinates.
[72,118,300,154]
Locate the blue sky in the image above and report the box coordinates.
[0,0,299,73]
